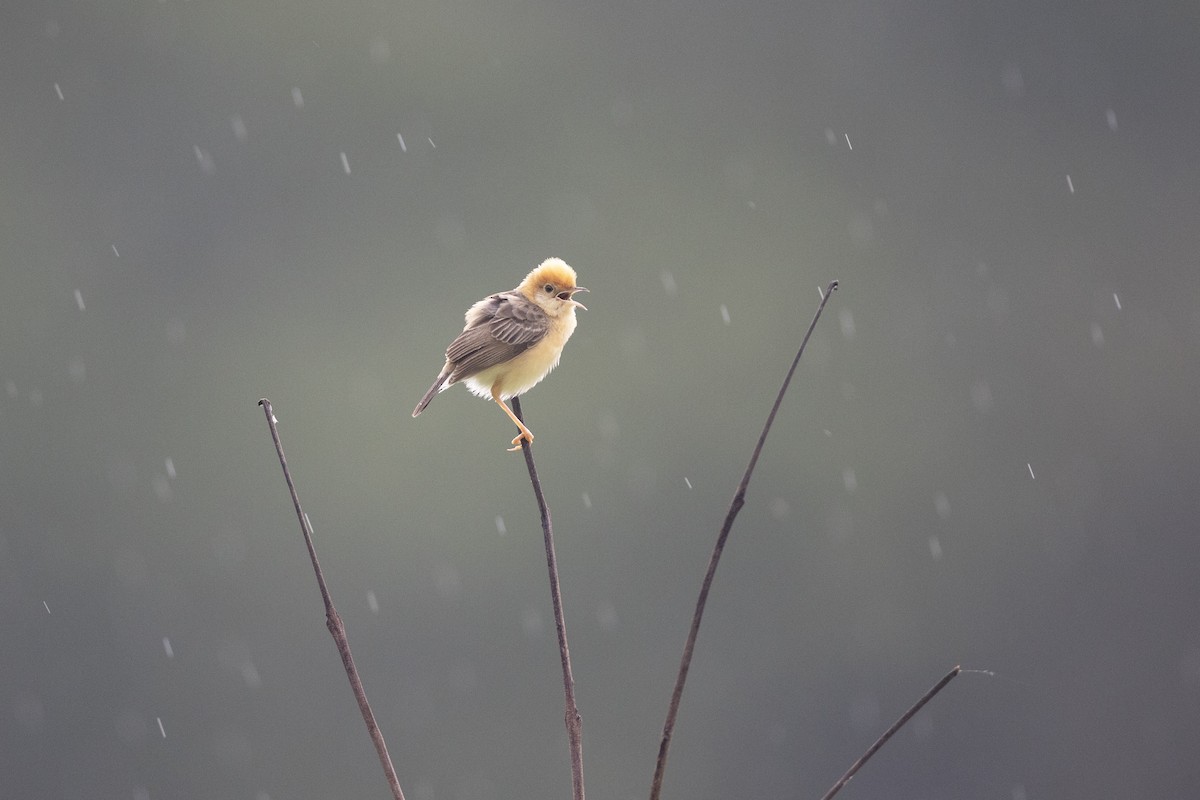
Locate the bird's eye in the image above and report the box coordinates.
[543,284,555,294]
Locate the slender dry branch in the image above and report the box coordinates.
[257,399,405,800]
[648,281,839,800]
[511,396,585,800]
[819,665,962,800]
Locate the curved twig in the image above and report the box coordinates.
[820,665,961,800]
[648,281,839,800]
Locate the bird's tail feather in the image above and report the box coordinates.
[412,371,450,417]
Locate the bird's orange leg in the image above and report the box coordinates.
[493,395,535,451]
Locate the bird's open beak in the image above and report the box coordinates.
[561,286,588,310]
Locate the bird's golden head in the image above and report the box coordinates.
[519,258,588,314]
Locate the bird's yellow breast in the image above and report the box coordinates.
[463,310,578,401]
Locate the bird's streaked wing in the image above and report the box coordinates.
[446,292,550,380]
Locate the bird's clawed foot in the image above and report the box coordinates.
[507,429,535,452]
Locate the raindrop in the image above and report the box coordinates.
[427,137,436,148]
[1090,323,1104,346]
[54,82,64,100]
[581,492,591,508]
[683,477,692,489]
[842,467,857,493]
[291,87,304,107]
[241,662,262,688]
[824,128,837,145]
[74,289,85,310]
[162,637,174,658]
[1027,463,1036,480]
[660,270,677,296]
[340,152,351,174]
[157,717,166,738]
[111,244,120,257]
[43,601,51,615]
[494,515,506,535]
[719,304,730,324]
[397,133,407,152]
[929,536,942,560]
[193,145,215,174]
[367,590,379,613]
[1113,293,1121,310]
[770,497,790,519]
[165,458,176,479]
[230,114,247,141]
[521,607,544,637]
[844,132,853,150]
[1105,109,1117,131]
[838,307,856,340]
[934,492,951,518]
[152,473,173,502]
[1066,174,1075,194]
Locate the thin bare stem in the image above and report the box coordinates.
[819,665,961,800]
[257,399,405,800]
[648,281,839,800]
[511,396,585,800]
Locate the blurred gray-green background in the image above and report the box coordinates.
[3,1,1199,798]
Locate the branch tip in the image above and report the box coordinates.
[649,280,839,800]
[511,396,586,800]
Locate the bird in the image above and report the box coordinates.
[412,258,588,451]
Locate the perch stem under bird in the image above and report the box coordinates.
[412,258,587,450]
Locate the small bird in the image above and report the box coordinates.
[412,258,588,450]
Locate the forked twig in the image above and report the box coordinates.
[649,281,839,800]
[257,399,405,800]
[511,395,586,800]
[820,665,962,800]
